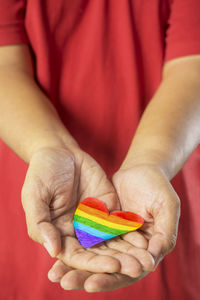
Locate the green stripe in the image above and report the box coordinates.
[74,215,128,235]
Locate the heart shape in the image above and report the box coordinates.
[73,197,144,248]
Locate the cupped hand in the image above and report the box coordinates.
[111,164,181,268]
[21,147,153,277]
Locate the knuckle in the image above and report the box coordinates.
[174,196,181,211]
[21,186,27,205]
[131,264,143,278]
[27,227,34,240]
[169,237,177,251]
[142,255,155,271]
[126,246,136,255]
[166,234,177,254]
[126,259,143,278]
[132,249,155,272]
[21,185,30,209]
[27,225,37,242]
[171,194,181,215]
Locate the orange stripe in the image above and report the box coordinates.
[78,204,141,227]
[111,211,144,223]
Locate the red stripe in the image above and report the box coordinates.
[81,198,108,213]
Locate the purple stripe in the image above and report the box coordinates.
[75,228,105,248]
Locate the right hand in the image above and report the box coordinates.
[21,147,154,277]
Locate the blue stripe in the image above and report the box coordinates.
[73,221,116,239]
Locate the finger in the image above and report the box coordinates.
[121,231,148,249]
[89,240,143,277]
[50,262,148,292]
[49,261,148,292]
[48,260,73,282]
[78,153,120,211]
[22,185,61,257]
[84,273,140,292]
[57,237,121,273]
[49,260,135,292]
[106,238,155,271]
[148,191,180,266]
[60,269,92,290]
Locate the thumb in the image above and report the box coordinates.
[96,179,121,213]
[147,194,180,267]
[21,188,61,257]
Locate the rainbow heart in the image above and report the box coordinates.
[73,197,144,248]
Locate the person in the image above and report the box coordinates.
[0,0,199,299]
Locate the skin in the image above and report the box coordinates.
[21,146,154,276]
[0,44,200,292]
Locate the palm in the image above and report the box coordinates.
[112,165,180,261]
[47,148,120,245]
[36,149,118,239]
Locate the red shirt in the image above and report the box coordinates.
[0,1,200,299]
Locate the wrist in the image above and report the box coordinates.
[119,149,175,180]
[119,131,190,180]
[27,130,80,163]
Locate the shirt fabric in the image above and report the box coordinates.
[0,1,200,299]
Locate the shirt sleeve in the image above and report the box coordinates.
[164,0,200,62]
[0,0,28,46]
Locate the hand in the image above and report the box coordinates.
[111,164,181,268]
[21,147,153,278]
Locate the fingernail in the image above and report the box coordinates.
[44,242,54,256]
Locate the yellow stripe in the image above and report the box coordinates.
[75,209,140,231]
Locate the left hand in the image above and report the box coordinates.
[110,164,181,268]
